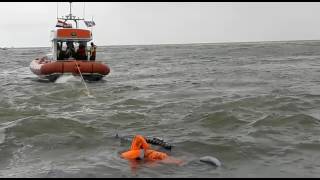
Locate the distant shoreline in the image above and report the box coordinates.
[5,39,320,49]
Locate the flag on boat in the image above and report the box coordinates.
[56,20,72,28]
[84,20,96,27]
[56,20,67,27]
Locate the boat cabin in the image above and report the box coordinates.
[51,28,93,61]
[49,2,96,61]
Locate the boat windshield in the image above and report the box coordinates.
[57,40,89,60]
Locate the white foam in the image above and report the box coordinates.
[0,116,35,144]
[54,75,80,84]
[0,128,5,144]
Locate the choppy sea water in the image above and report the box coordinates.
[1,41,320,177]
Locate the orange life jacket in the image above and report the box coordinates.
[121,135,168,161]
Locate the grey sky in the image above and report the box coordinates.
[0,2,320,47]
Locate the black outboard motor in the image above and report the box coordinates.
[116,134,173,150]
[145,137,172,150]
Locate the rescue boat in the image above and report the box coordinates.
[30,2,110,82]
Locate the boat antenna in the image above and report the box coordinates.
[56,2,59,19]
[69,2,72,19]
[83,2,85,19]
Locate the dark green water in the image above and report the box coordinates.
[1,41,320,177]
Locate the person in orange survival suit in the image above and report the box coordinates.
[120,135,183,165]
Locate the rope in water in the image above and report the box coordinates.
[75,61,91,96]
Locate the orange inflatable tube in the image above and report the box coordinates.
[40,60,110,75]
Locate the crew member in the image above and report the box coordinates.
[76,44,87,60]
[89,42,96,61]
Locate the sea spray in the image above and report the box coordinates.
[54,75,79,84]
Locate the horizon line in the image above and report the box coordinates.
[4,39,320,49]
